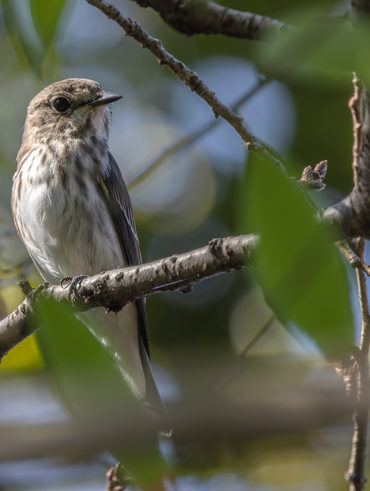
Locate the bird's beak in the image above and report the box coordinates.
[88,92,122,107]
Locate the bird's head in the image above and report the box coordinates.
[23,78,122,143]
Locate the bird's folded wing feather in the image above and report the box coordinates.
[98,152,149,355]
[97,152,168,423]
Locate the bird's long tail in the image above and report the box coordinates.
[78,303,171,434]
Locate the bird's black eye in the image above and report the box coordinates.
[53,97,71,113]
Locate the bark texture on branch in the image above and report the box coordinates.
[0,235,257,361]
[322,90,370,239]
[345,240,370,491]
[132,0,288,40]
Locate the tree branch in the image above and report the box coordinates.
[85,0,258,148]
[131,0,289,40]
[346,240,370,491]
[337,241,370,276]
[322,80,370,239]
[0,234,258,360]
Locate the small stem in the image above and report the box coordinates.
[346,239,370,491]
[349,73,362,187]
[337,241,370,276]
[239,315,275,358]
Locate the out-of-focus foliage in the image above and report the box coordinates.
[245,153,353,358]
[0,0,365,489]
[259,8,370,85]
[35,297,134,416]
[30,0,67,50]
[1,0,69,76]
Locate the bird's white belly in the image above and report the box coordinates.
[14,155,145,400]
[17,168,124,283]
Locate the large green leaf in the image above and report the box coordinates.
[34,298,167,484]
[35,298,136,420]
[244,153,353,359]
[29,0,66,49]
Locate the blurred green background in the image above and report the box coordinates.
[0,0,365,489]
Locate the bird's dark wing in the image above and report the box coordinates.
[98,152,149,355]
[98,153,170,429]
[97,152,170,429]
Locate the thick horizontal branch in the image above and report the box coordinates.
[0,234,258,360]
[132,0,289,40]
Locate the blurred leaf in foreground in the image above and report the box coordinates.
[35,297,135,419]
[244,152,353,359]
[0,0,70,78]
[29,0,67,50]
[34,298,167,486]
[1,0,43,76]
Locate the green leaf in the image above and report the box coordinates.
[244,153,353,359]
[35,298,136,420]
[1,0,43,76]
[35,298,167,482]
[29,0,66,49]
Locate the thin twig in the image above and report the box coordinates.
[349,73,362,187]
[127,77,269,188]
[239,315,275,358]
[337,241,370,276]
[219,315,276,391]
[346,239,370,491]
[86,0,257,147]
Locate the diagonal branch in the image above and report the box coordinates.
[85,0,257,148]
[131,0,289,40]
[0,234,258,361]
[337,241,370,276]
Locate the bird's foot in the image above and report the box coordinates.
[61,274,87,296]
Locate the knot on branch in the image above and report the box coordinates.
[335,354,359,401]
[208,237,233,263]
[345,471,367,489]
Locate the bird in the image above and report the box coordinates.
[11,78,168,427]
